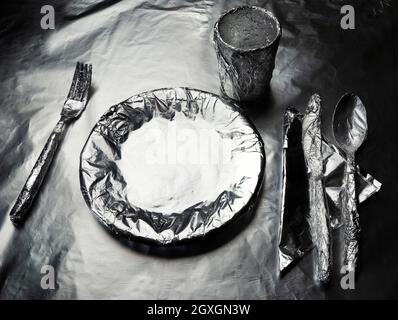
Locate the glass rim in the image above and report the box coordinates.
[214,6,282,53]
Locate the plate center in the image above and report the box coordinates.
[118,112,235,215]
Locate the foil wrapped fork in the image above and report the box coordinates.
[9,62,92,226]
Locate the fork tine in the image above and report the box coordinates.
[76,62,86,101]
[76,63,91,102]
[81,64,92,102]
[67,62,82,99]
[79,63,89,101]
[72,62,84,99]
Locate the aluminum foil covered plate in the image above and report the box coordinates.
[80,87,265,245]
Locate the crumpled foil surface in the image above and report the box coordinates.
[80,87,265,245]
[213,6,281,101]
[302,94,332,282]
[1,0,397,299]
[279,108,381,273]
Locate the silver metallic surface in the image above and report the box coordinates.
[213,6,281,102]
[302,94,331,282]
[0,0,395,299]
[333,94,368,155]
[80,87,265,245]
[279,107,380,273]
[333,94,368,272]
[279,108,311,272]
[9,62,92,226]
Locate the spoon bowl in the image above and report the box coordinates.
[333,93,368,154]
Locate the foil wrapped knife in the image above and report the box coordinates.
[302,94,331,282]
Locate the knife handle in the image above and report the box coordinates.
[309,177,331,282]
[9,118,67,226]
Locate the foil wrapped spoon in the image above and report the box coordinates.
[332,93,368,273]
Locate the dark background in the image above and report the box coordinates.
[0,0,397,299]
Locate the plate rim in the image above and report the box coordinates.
[79,86,266,245]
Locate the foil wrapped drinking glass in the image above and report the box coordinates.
[213,6,281,102]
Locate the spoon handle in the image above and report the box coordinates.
[343,154,360,272]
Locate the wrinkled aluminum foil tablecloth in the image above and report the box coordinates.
[1,0,398,299]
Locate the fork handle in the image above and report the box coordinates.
[10,118,67,226]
